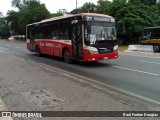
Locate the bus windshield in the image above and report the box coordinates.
[142,30,151,40]
[85,22,116,45]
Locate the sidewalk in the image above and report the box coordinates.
[0,52,160,120]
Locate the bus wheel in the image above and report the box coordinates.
[63,48,72,63]
[153,45,160,52]
[35,46,41,57]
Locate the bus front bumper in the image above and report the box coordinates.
[83,51,118,62]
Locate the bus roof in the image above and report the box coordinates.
[27,13,113,26]
[143,26,160,29]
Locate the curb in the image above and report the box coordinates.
[128,45,153,52]
[37,62,160,107]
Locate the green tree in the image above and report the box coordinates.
[0,15,10,39]
[109,0,126,18]
[116,5,158,44]
[96,0,111,14]
[7,0,50,35]
[80,2,96,13]
[0,12,2,17]
[157,0,160,25]
[7,10,20,34]
[51,9,66,17]
[70,8,78,14]
[51,12,63,17]
[128,0,141,5]
[11,0,29,9]
[140,0,157,5]
[70,2,96,14]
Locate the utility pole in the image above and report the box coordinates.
[76,0,77,10]
[76,0,78,14]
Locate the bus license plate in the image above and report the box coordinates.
[104,57,108,60]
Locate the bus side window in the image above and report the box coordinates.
[41,24,52,39]
[30,28,35,39]
[153,29,160,39]
[59,21,69,40]
[147,31,151,39]
[51,23,59,39]
[142,30,151,39]
[27,27,30,39]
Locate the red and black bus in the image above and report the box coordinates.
[26,13,118,63]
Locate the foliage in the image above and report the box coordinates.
[7,11,20,34]
[70,2,96,14]
[70,9,78,14]
[90,0,159,44]
[140,0,157,5]
[0,15,10,39]
[79,2,96,13]
[116,5,158,44]
[51,12,63,17]
[109,0,126,18]
[7,0,50,35]
[96,0,111,14]
[11,0,30,9]
[51,9,65,17]
[5,0,160,44]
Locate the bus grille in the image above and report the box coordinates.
[98,48,113,54]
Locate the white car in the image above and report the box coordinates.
[8,36,15,41]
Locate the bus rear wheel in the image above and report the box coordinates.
[63,48,72,63]
[153,45,160,52]
[35,46,41,57]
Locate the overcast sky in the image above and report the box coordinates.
[0,0,100,16]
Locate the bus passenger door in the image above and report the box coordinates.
[71,23,84,60]
[29,28,35,51]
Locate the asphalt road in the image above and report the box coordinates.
[0,40,160,103]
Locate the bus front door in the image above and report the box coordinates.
[29,28,35,51]
[71,23,84,60]
[30,38,35,51]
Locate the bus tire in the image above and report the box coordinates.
[35,46,41,57]
[153,45,160,52]
[63,48,72,63]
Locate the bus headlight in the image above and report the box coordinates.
[85,46,98,54]
[113,45,118,51]
[89,50,98,54]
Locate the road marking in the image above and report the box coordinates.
[139,60,160,65]
[0,50,4,53]
[0,47,8,50]
[6,44,11,46]
[0,47,9,53]
[113,66,159,76]
[16,47,21,49]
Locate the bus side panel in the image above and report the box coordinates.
[34,39,72,58]
[34,40,46,54]
[27,42,30,51]
[52,40,72,58]
[27,39,32,51]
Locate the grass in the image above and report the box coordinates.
[118,45,128,51]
